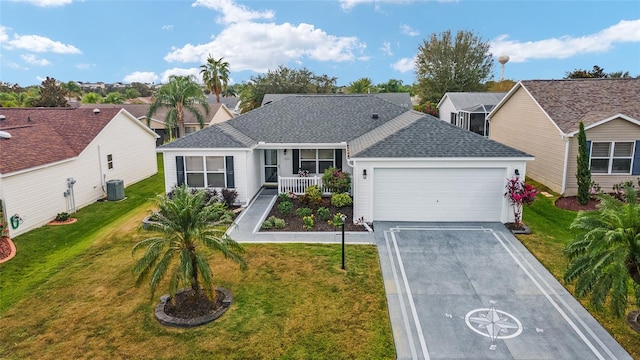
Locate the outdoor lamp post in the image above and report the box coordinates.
[340,214,347,270]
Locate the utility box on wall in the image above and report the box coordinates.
[106,179,125,201]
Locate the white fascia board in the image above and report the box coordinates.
[565,113,640,137]
[254,142,348,149]
[350,156,535,163]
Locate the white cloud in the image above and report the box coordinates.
[391,56,415,73]
[161,25,174,31]
[160,68,201,83]
[12,0,72,7]
[76,63,95,70]
[380,41,393,56]
[491,19,640,62]
[0,26,9,43]
[164,21,366,73]
[7,62,28,70]
[20,54,50,66]
[3,31,81,54]
[339,0,413,11]
[192,0,274,24]
[123,71,159,84]
[400,24,419,37]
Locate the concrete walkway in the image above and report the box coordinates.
[226,188,375,244]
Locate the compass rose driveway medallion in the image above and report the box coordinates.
[465,301,523,350]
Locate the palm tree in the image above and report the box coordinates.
[200,55,230,103]
[564,186,640,317]
[60,81,82,102]
[133,185,246,302]
[146,75,210,139]
[346,77,374,94]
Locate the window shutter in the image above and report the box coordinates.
[225,156,235,188]
[176,156,185,186]
[292,149,299,173]
[586,140,591,157]
[632,141,640,175]
[335,149,343,170]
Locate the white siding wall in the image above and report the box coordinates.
[352,158,528,224]
[438,98,456,123]
[1,112,157,238]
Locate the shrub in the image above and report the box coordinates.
[322,167,351,193]
[303,215,314,231]
[261,219,273,230]
[221,188,238,207]
[55,212,70,222]
[277,200,292,215]
[167,186,218,205]
[271,217,286,229]
[296,207,313,217]
[329,212,346,227]
[304,185,323,207]
[278,192,291,202]
[331,193,352,208]
[504,177,538,229]
[612,179,637,201]
[316,206,331,221]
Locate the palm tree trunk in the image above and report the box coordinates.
[191,252,200,294]
[628,258,640,286]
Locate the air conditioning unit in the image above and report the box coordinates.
[106,179,125,201]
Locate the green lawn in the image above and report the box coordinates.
[519,180,640,359]
[0,155,395,359]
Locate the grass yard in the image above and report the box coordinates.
[0,156,395,359]
[519,180,640,359]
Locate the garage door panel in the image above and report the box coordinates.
[373,168,505,222]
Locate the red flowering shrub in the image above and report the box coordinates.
[504,177,538,229]
[322,167,351,194]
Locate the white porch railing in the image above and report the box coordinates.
[278,176,331,195]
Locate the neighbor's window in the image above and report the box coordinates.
[184,156,225,187]
[107,154,113,169]
[590,141,634,174]
[299,149,334,174]
[185,126,197,135]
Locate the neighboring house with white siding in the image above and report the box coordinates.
[437,92,506,137]
[158,94,532,224]
[0,107,158,238]
[488,79,640,196]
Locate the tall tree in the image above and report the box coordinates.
[415,30,494,104]
[146,75,210,139]
[60,81,82,102]
[103,92,125,104]
[124,87,141,99]
[564,65,608,79]
[346,77,375,94]
[81,92,103,104]
[564,186,640,317]
[32,77,68,107]
[238,66,337,112]
[576,122,592,205]
[133,185,246,302]
[200,55,230,103]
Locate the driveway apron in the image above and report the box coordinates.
[375,222,633,360]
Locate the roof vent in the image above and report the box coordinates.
[0,115,5,121]
[0,130,11,139]
[93,108,100,114]
[372,113,379,119]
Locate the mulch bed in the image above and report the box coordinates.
[261,197,368,232]
[164,289,225,319]
[555,196,600,211]
[0,236,16,263]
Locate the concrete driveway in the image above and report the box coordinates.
[374,222,633,360]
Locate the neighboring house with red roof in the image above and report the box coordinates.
[0,107,158,237]
[82,103,235,145]
[488,79,640,196]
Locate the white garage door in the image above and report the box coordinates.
[373,168,506,222]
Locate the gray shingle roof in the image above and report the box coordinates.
[520,79,640,134]
[261,93,412,108]
[353,115,531,158]
[159,124,248,149]
[229,94,408,143]
[439,92,507,110]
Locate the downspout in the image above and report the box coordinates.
[561,135,570,195]
[98,144,106,195]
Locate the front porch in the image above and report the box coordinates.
[277,176,331,195]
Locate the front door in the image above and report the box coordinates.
[264,149,278,183]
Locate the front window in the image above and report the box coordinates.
[590,141,634,174]
[185,127,197,135]
[299,149,335,174]
[185,156,226,187]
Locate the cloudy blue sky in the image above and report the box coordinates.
[1,0,639,87]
